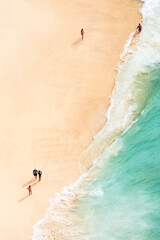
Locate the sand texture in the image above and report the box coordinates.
[0,0,141,239]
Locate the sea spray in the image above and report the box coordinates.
[32,0,160,239]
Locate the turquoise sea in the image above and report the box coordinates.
[32,0,160,239]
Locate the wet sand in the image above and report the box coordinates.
[0,0,141,239]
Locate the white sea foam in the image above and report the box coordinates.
[80,0,160,172]
[117,31,135,71]
[89,188,104,197]
[140,0,159,18]
[32,1,160,239]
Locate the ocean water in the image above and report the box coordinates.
[32,0,160,239]
[63,68,160,240]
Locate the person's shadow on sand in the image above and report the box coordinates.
[18,179,39,203]
[72,38,82,47]
[22,178,36,188]
[18,195,30,203]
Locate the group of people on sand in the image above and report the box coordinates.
[27,169,42,195]
[33,168,42,181]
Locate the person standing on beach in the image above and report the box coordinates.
[81,29,85,40]
[27,185,32,195]
[38,170,42,181]
[137,23,142,33]
[33,168,38,179]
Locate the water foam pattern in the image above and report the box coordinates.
[79,0,160,171]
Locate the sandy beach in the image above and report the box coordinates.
[0,0,141,239]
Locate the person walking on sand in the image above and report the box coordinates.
[33,168,38,179]
[81,29,85,40]
[27,185,32,195]
[38,170,42,181]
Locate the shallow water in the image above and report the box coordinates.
[32,0,160,239]
[66,68,160,239]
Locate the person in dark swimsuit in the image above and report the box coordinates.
[81,29,85,40]
[38,170,42,181]
[33,169,38,179]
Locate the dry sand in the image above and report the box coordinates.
[0,0,141,239]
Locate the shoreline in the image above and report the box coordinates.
[0,1,142,240]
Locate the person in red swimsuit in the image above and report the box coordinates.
[137,23,142,33]
[27,185,32,195]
